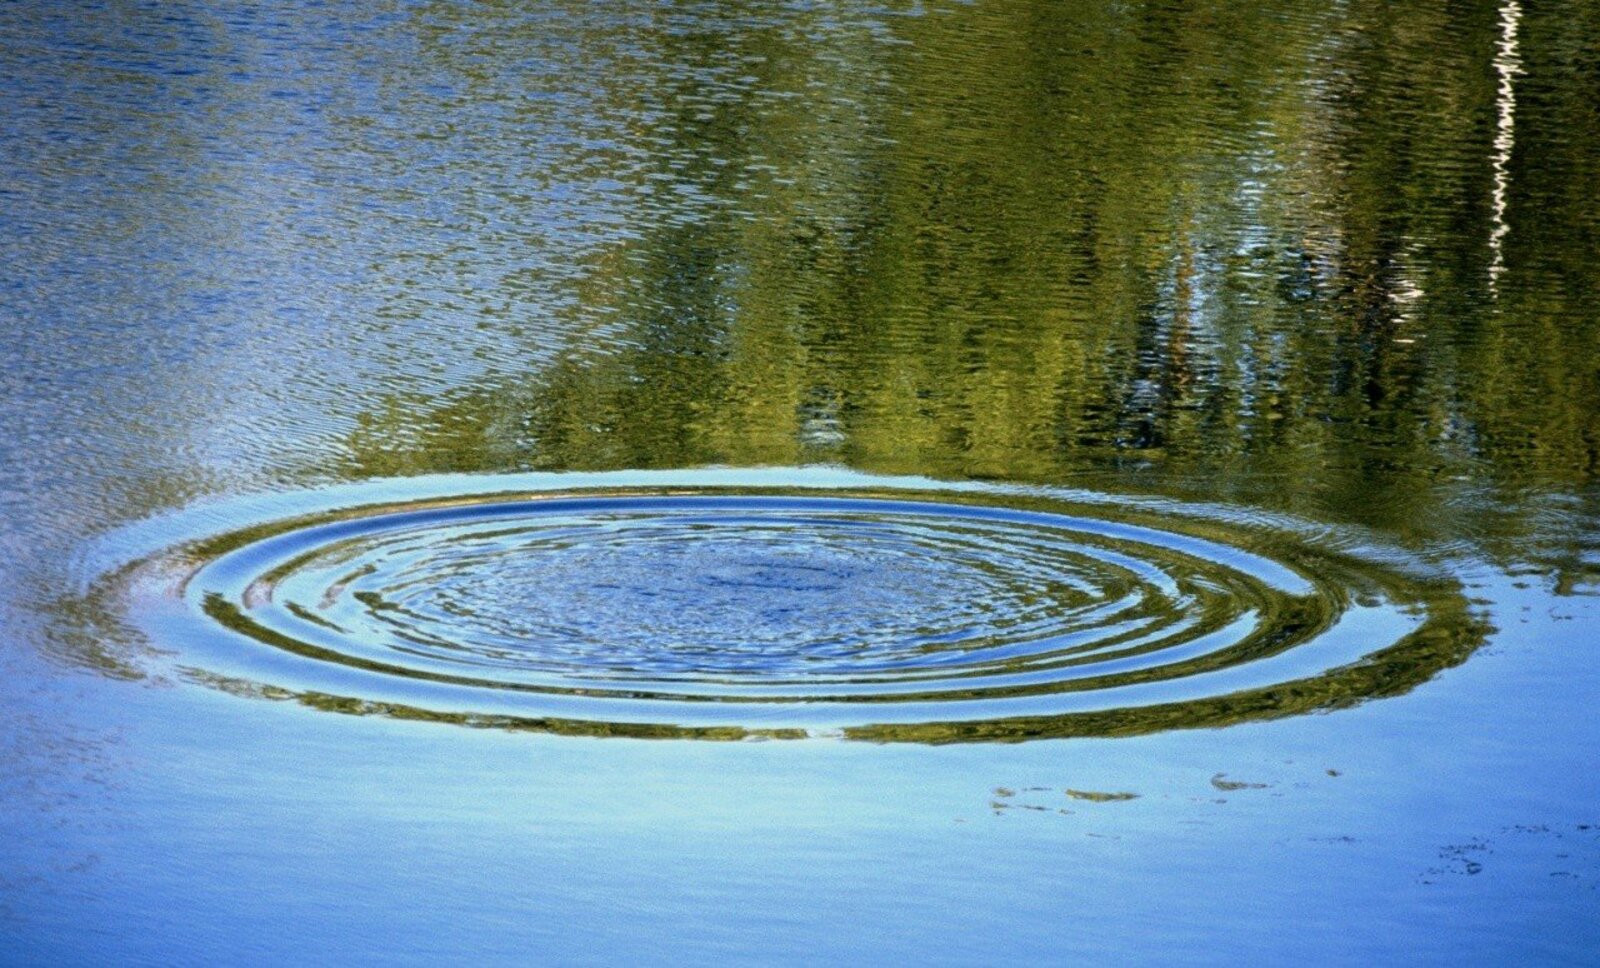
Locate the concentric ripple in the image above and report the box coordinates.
[99,484,1485,741]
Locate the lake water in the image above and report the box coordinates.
[2,0,1598,963]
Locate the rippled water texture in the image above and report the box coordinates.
[100,483,1480,741]
[3,0,1598,962]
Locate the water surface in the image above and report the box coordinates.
[2,0,1598,963]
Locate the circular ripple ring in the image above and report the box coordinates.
[107,489,1483,742]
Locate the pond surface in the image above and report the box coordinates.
[3,0,1598,962]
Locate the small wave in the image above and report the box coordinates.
[89,477,1486,742]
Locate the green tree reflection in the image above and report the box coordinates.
[346,0,1599,563]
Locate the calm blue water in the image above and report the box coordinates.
[2,0,1598,963]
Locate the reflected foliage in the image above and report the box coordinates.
[342,0,1599,576]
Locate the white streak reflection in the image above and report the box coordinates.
[1489,0,1523,292]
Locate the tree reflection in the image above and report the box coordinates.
[346,0,1600,570]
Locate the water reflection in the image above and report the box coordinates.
[1488,0,1523,289]
[1,0,1599,956]
[326,0,1599,576]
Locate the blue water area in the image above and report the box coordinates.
[104,483,1466,735]
[2,0,1598,964]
